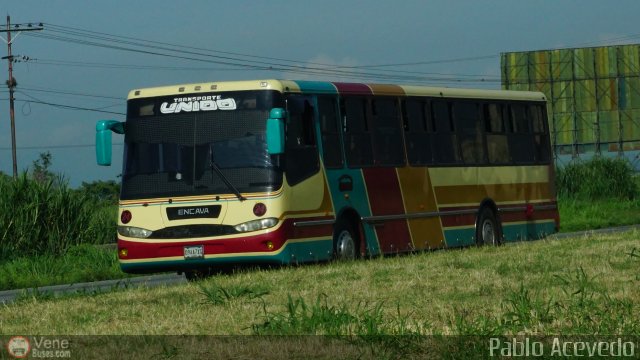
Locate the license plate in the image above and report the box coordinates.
[184,245,204,260]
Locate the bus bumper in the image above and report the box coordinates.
[116,221,333,273]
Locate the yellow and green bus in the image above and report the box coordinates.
[96,79,559,278]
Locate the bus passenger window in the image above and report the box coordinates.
[453,102,485,165]
[530,104,551,163]
[343,97,374,167]
[318,97,343,168]
[372,98,404,166]
[285,96,320,185]
[509,104,530,133]
[484,103,510,164]
[507,103,535,164]
[403,99,434,165]
[432,100,461,164]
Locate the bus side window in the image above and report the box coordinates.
[507,103,535,164]
[285,96,320,185]
[318,96,343,168]
[371,98,405,166]
[454,101,485,165]
[403,99,434,165]
[342,97,374,168]
[530,104,551,163]
[484,103,510,164]
[432,100,461,164]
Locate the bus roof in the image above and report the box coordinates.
[128,79,546,102]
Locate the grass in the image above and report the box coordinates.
[558,196,640,232]
[0,174,117,260]
[0,244,128,291]
[555,157,638,200]
[1,231,637,358]
[555,157,640,232]
[0,230,637,337]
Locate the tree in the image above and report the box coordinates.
[78,180,120,202]
[32,151,53,183]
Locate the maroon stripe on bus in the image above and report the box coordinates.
[362,167,412,253]
[332,82,372,95]
[118,217,333,260]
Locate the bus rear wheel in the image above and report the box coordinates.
[333,220,358,261]
[476,207,502,246]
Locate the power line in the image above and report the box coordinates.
[0,143,124,150]
[43,23,312,66]
[19,85,124,100]
[17,99,125,115]
[29,57,500,81]
[25,24,501,84]
[44,23,494,71]
[339,55,500,69]
[16,91,125,115]
[31,58,256,72]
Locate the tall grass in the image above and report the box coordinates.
[0,174,116,261]
[556,157,638,200]
[0,244,123,290]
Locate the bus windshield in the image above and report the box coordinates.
[121,90,283,200]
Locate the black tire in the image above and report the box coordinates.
[332,220,358,260]
[476,207,502,246]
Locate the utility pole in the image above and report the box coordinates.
[0,15,43,179]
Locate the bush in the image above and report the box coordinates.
[0,174,116,261]
[556,157,638,200]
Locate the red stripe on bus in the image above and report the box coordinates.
[118,217,333,260]
[362,167,412,252]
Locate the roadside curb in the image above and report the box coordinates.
[0,273,186,305]
[550,224,640,239]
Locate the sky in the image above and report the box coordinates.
[1,0,640,187]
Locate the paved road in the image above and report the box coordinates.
[1,224,638,305]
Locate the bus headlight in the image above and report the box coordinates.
[234,218,278,233]
[118,226,153,238]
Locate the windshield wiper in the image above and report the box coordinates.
[209,158,246,202]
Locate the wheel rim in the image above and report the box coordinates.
[336,230,355,260]
[481,219,495,245]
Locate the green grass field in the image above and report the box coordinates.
[558,197,640,232]
[2,230,638,337]
[0,244,129,291]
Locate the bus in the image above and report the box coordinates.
[95,79,559,278]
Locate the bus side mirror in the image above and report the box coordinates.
[96,120,125,166]
[266,108,285,155]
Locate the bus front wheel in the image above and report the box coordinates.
[333,220,358,260]
[476,207,502,246]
